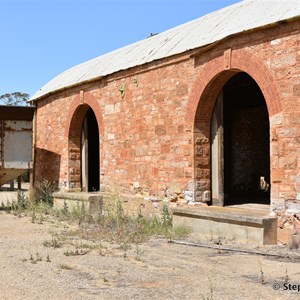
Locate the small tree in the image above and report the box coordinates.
[0,92,30,106]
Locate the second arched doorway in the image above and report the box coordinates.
[211,72,270,206]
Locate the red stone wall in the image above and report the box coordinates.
[34,20,300,215]
[35,57,196,198]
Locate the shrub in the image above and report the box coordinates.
[34,179,54,206]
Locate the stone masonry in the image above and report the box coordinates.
[33,18,300,231]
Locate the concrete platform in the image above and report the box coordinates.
[172,205,277,245]
[53,192,103,218]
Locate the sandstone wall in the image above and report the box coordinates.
[34,20,300,216]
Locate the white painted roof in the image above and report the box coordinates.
[31,0,300,101]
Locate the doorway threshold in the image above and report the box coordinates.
[226,203,270,214]
[53,191,103,216]
[173,205,277,245]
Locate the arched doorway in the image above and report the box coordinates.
[190,49,282,210]
[210,72,270,206]
[68,104,100,192]
[81,108,100,192]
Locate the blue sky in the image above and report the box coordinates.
[1,0,241,98]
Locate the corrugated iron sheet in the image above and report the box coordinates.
[30,0,300,101]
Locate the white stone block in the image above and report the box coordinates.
[105,104,114,115]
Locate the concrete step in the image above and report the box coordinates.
[53,192,103,218]
[172,205,277,245]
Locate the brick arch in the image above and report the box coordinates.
[66,91,104,191]
[187,48,282,203]
[65,91,104,139]
[187,48,282,124]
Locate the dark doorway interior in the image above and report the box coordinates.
[81,108,100,192]
[223,73,270,205]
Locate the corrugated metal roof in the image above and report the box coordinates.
[31,0,300,101]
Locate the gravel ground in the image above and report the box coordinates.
[1,208,300,300]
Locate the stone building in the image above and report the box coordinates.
[31,0,300,234]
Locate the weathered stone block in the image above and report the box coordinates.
[293,84,300,97]
[195,168,210,179]
[176,84,188,97]
[105,104,114,115]
[272,170,284,183]
[195,157,209,167]
[195,146,203,156]
[195,179,210,191]
[155,125,166,135]
[270,114,283,126]
[194,191,203,202]
[271,197,286,212]
[114,102,121,113]
[195,136,209,145]
[107,133,115,140]
[286,200,300,214]
[279,157,297,169]
[202,190,211,202]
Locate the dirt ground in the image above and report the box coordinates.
[1,191,300,299]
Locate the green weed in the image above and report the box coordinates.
[59,264,73,270]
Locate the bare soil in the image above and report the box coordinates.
[1,193,300,299]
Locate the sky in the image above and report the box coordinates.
[1,0,241,99]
